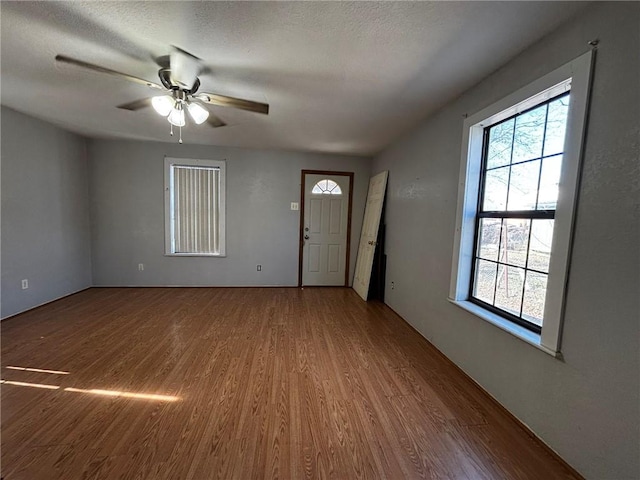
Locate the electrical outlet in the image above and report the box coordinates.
[138,263,144,271]
[390,281,395,290]
[21,279,29,289]
[257,265,262,272]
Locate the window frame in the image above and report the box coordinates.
[449,51,593,356]
[469,91,570,334]
[164,157,226,257]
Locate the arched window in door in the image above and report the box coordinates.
[311,179,342,195]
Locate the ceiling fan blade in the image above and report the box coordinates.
[55,54,164,90]
[206,112,227,128]
[117,97,153,111]
[196,92,269,115]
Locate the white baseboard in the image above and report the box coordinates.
[1,286,92,321]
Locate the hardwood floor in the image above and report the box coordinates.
[1,287,580,479]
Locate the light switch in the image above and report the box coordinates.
[290,202,299,211]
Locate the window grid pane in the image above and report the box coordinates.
[473,259,498,305]
[477,218,500,262]
[483,167,509,210]
[521,271,548,326]
[486,118,514,169]
[470,92,569,332]
[494,265,525,317]
[507,160,541,211]
[511,103,547,164]
[537,155,562,210]
[499,219,530,269]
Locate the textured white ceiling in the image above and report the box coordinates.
[1,2,588,156]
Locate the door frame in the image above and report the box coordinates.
[298,170,354,287]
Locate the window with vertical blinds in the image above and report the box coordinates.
[164,158,226,256]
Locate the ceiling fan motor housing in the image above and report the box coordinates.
[169,48,202,90]
[159,69,201,94]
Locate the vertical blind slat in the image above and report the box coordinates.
[174,169,180,252]
[178,167,185,252]
[190,168,195,252]
[214,169,219,252]
[207,169,212,253]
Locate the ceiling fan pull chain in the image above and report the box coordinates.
[179,126,183,144]
[170,124,174,136]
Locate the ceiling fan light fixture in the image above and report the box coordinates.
[152,95,174,116]
[54,50,270,144]
[167,105,186,127]
[187,102,209,125]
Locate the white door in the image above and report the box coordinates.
[302,174,350,286]
[353,171,388,300]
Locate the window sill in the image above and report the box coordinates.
[448,298,560,358]
[165,253,227,258]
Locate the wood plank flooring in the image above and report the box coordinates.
[1,287,580,479]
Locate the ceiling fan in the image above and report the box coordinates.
[55,46,269,143]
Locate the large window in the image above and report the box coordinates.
[450,51,593,355]
[164,158,226,256]
[471,93,569,333]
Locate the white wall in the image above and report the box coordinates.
[88,139,371,286]
[1,107,92,319]
[373,3,639,479]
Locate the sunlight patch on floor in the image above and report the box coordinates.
[5,366,70,375]
[1,379,60,390]
[64,387,180,402]
[1,379,180,402]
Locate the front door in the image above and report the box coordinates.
[300,172,352,286]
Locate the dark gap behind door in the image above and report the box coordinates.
[368,189,387,302]
[369,224,386,302]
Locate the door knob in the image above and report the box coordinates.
[305,235,310,240]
